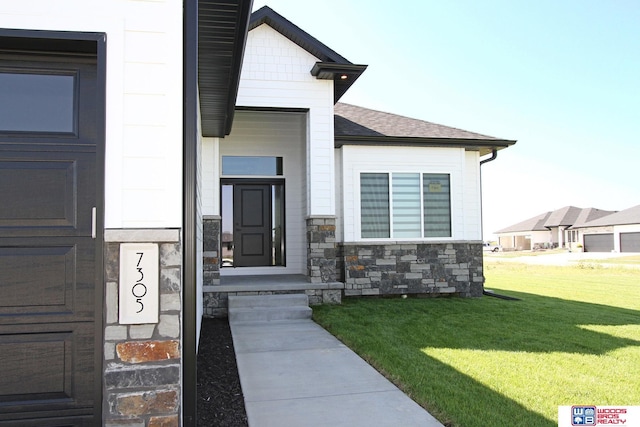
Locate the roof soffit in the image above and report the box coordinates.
[198,0,253,137]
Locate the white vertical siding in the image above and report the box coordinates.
[0,0,184,228]
[237,24,335,216]
[217,111,307,275]
[201,137,220,216]
[339,145,482,242]
[464,151,482,240]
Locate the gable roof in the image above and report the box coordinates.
[495,211,552,234]
[334,103,516,155]
[570,207,617,228]
[573,204,640,228]
[543,206,583,227]
[250,6,367,103]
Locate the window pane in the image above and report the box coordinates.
[360,173,389,238]
[222,156,283,176]
[0,72,75,132]
[423,174,451,237]
[392,173,421,238]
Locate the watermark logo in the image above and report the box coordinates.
[571,406,596,426]
[559,406,639,426]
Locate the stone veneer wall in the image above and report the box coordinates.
[203,216,221,288]
[307,217,337,283]
[104,230,182,427]
[341,242,484,297]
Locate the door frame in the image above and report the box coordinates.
[221,178,286,268]
[0,28,106,422]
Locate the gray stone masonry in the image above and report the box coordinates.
[306,217,337,283]
[341,242,484,297]
[203,216,221,287]
[103,233,182,426]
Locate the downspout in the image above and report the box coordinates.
[479,149,498,294]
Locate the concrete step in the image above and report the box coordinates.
[228,294,309,309]
[229,306,312,322]
[228,294,312,323]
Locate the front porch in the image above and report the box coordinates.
[203,275,344,317]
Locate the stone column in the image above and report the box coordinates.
[103,230,182,427]
[306,216,336,283]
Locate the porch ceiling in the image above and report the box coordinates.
[198,0,253,137]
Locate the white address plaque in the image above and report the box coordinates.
[119,243,159,324]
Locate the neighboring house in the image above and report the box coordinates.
[496,206,614,250]
[570,204,640,252]
[0,3,514,425]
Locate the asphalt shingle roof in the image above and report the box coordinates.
[574,204,640,228]
[495,211,552,234]
[334,103,503,140]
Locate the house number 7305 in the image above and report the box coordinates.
[132,252,147,313]
[119,243,159,324]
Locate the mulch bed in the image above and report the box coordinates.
[197,317,248,426]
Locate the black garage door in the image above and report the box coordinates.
[0,48,103,425]
[583,233,614,252]
[620,232,640,252]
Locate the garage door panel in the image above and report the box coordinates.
[584,233,614,252]
[0,150,95,237]
[0,159,75,227]
[0,323,94,417]
[0,239,95,323]
[620,232,640,252]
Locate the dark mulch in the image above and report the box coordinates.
[197,317,248,426]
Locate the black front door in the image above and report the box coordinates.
[233,184,272,267]
[0,51,102,425]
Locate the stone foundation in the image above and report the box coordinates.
[340,242,484,297]
[103,230,182,427]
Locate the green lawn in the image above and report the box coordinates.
[313,263,640,427]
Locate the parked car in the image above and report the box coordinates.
[483,242,501,252]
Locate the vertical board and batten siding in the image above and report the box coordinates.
[338,145,482,242]
[216,111,307,275]
[0,0,184,229]
[236,23,335,216]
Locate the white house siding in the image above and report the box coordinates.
[464,151,482,239]
[338,145,480,242]
[216,110,307,275]
[236,23,335,217]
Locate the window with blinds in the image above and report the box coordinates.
[360,172,451,239]
[360,173,390,238]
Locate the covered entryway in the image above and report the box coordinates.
[620,232,640,252]
[583,233,614,252]
[0,45,103,425]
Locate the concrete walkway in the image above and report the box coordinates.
[229,318,444,427]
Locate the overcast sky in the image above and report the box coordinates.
[251,0,640,239]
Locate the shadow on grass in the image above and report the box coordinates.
[313,293,640,427]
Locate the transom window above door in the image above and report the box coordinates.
[222,156,283,176]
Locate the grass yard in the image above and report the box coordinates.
[313,262,640,427]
